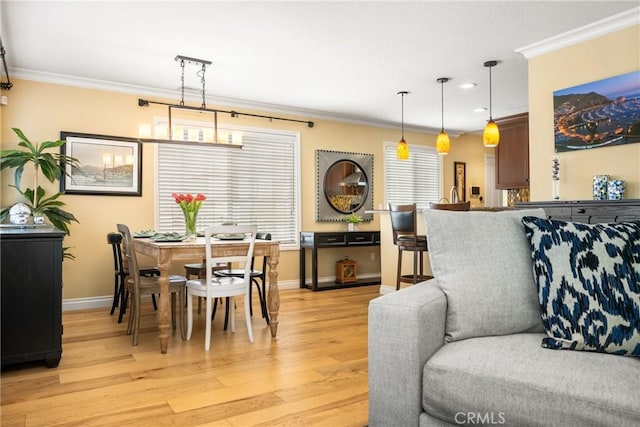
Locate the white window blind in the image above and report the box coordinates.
[157,126,300,248]
[384,142,441,209]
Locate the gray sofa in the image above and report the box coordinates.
[368,209,640,426]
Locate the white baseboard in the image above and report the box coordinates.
[62,278,302,311]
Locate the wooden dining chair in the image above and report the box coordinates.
[107,232,160,323]
[215,231,271,324]
[186,224,257,351]
[117,224,187,345]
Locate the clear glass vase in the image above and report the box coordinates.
[183,210,198,240]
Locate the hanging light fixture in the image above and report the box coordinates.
[483,60,500,147]
[436,77,450,155]
[397,91,410,160]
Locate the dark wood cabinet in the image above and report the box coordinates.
[516,199,640,223]
[495,113,529,189]
[1,227,65,368]
[300,230,380,291]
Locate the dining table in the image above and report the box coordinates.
[132,236,280,353]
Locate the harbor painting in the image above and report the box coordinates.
[553,71,640,152]
[60,132,142,196]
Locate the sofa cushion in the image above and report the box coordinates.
[424,208,546,342]
[521,217,640,357]
[423,333,640,426]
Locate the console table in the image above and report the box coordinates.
[515,199,640,223]
[300,230,381,291]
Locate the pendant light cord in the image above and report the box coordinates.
[401,92,405,139]
[441,80,445,131]
[488,65,493,121]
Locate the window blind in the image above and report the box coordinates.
[384,142,441,209]
[157,126,300,248]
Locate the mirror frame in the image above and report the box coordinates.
[315,149,374,222]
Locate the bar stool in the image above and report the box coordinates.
[389,203,432,290]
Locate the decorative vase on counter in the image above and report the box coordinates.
[592,175,609,200]
[608,180,625,200]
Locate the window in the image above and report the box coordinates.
[384,142,441,209]
[157,124,300,248]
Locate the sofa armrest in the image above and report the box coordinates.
[368,279,447,426]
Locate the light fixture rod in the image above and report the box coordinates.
[484,60,498,120]
[436,78,449,131]
[138,98,315,128]
[398,91,408,138]
[0,37,12,91]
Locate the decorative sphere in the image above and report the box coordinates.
[9,203,31,225]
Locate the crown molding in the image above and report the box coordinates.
[515,6,639,59]
[11,67,451,135]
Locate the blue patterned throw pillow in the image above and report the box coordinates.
[521,216,640,357]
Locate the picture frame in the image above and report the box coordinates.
[454,161,466,202]
[60,132,142,196]
[553,70,640,152]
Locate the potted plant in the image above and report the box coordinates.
[345,212,363,232]
[0,128,80,237]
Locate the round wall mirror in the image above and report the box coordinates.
[315,150,374,222]
[323,160,369,214]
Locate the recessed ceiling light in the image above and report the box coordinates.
[459,82,477,89]
[474,107,488,113]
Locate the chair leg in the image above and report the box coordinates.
[110,274,119,315]
[171,293,176,330]
[118,288,128,324]
[132,291,142,346]
[204,296,213,351]
[186,292,194,340]
[396,249,403,291]
[262,279,269,324]
[413,251,418,284]
[179,290,186,340]
[244,293,254,343]
[229,296,236,333]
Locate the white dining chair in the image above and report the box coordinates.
[185,224,257,350]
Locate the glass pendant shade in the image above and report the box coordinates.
[435,78,450,155]
[397,138,409,160]
[396,91,410,160]
[483,119,500,147]
[483,61,500,148]
[436,131,450,155]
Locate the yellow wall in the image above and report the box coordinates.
[528,25,640,201]
[1,79,487,300]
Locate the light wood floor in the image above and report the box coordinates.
[1,286,380,426]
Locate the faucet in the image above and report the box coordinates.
[449,186,459,203]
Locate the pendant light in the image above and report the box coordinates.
[436,77,450,155]
[397,91,410,160]
[483,60,500,147]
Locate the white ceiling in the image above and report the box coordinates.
[1,1,638,135]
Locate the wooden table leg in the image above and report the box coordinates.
[267,244,280,338]
[157,258,171,354]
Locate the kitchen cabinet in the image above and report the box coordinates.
[495,113,529,189]
[1,227,65,368]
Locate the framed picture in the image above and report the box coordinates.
[60,132,142,196]
[553,70,640,152]
[454,161,466,202]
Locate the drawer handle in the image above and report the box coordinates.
[577,209,585,214]
[355,237,365,240]
[326,238,337,242]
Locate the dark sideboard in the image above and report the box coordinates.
[1,227,65,368]
[300,230,381,291]
[515,199,640,223]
